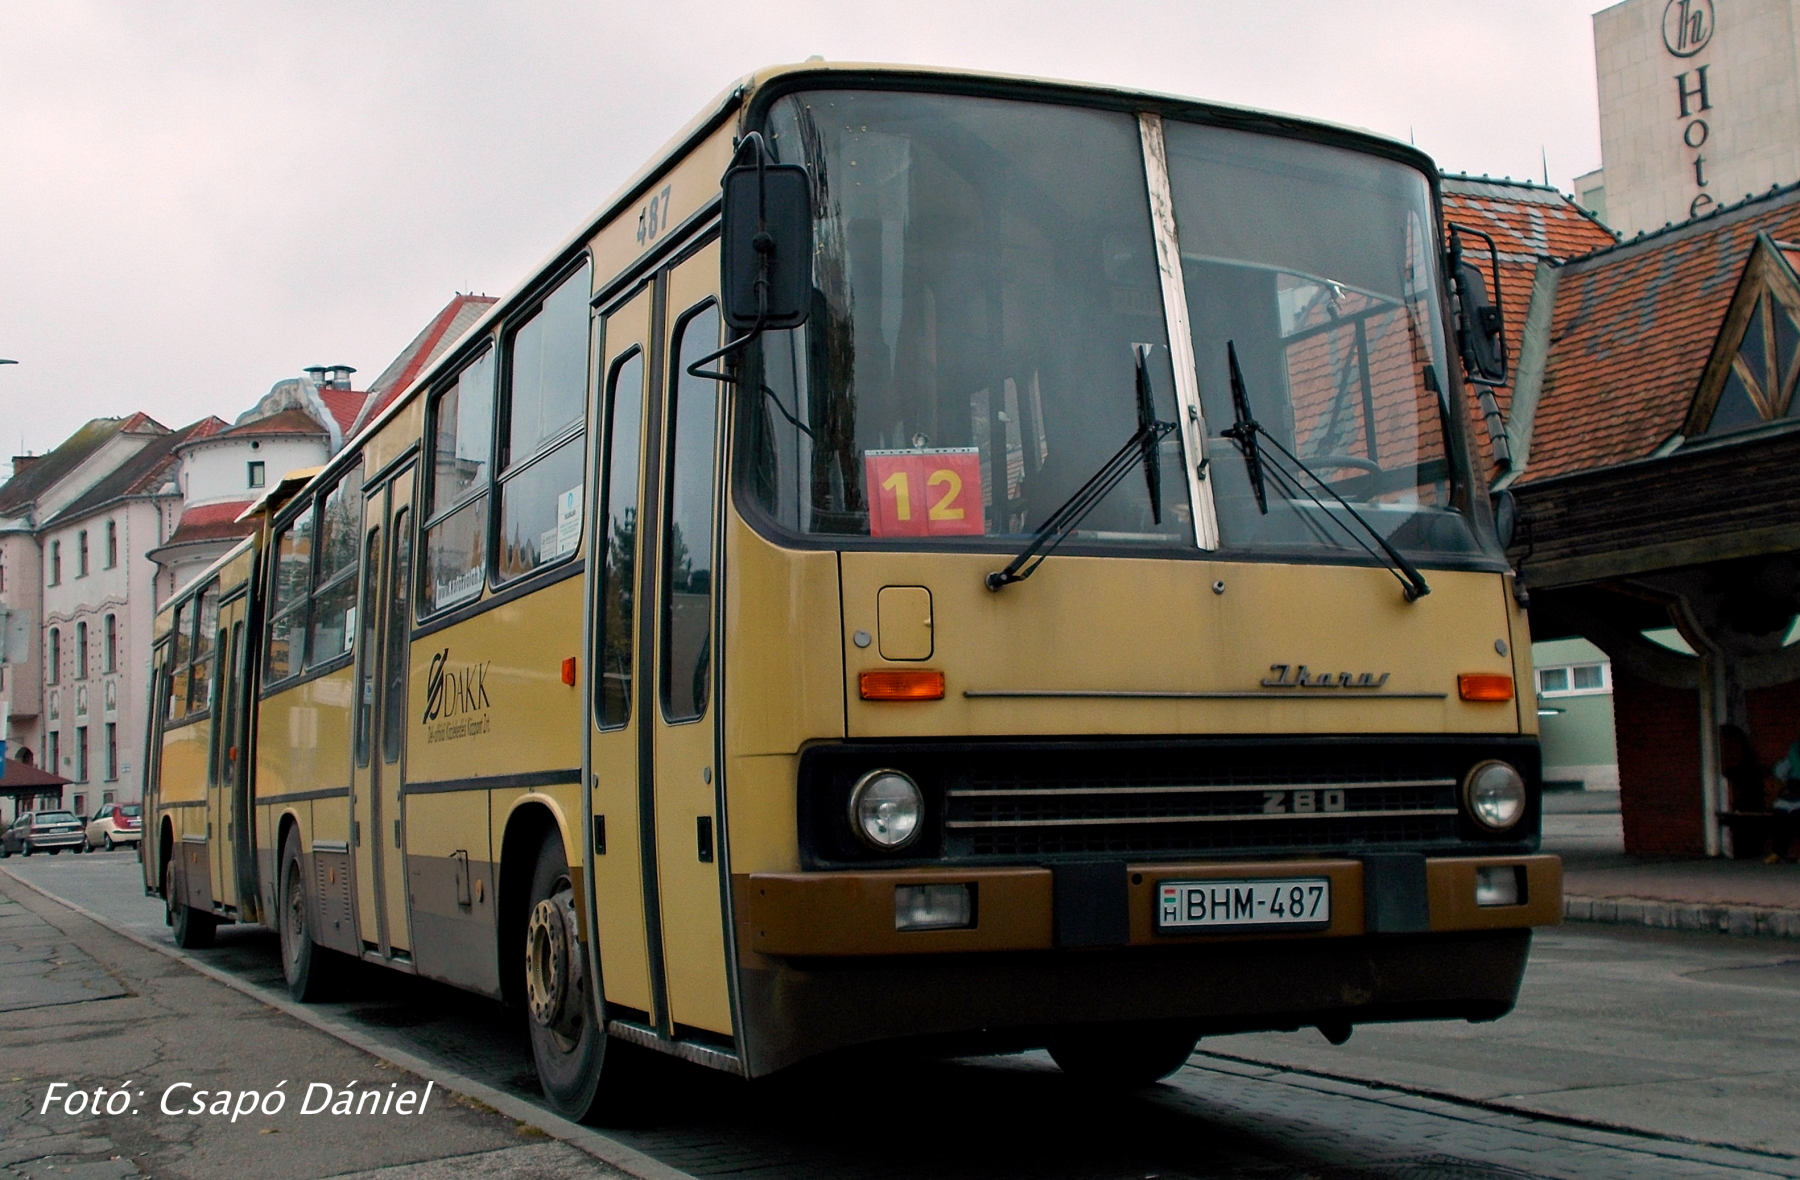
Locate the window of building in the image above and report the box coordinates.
[48,730,61,776]
[75,621,88,679]
[49,540,61,585]
[73,792,86,817]
[75,725,88,783]
[105,722,118,781]
[105,519,117,568]
[77,530,89,577]
[265,508,314,682]
[1537,662,1612,697]
[104,614,116,673]
[0,555,7,593]
[248,460,266,489]
[424,349,495,612]
[46,627,60,684]
[308,463,364,667]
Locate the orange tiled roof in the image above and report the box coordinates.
[164,499,257,547]
[318,387,367,436]
[1524,183,1800,484]
[1438,176,1616,469]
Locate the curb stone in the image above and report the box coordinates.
[1565,892,1800,939]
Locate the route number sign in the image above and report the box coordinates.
[864,448,984,538]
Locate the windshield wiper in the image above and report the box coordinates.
[986,346,1176,591]
[1219,340,1431,603]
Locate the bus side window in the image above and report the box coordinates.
[496,261,590,584]
[382,509,411,764]
[355,525,380,768]
[154,636,175,722]
[422,350,494,613]
[595,349,644,729]
[206,625,227,784]
[189,583,218,715]
[309,463,365,667]
[167,603,190,720]
[661,304,721,723]
[266,505,315,682]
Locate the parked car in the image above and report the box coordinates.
[85,803,142,852]
[0,810,88,856]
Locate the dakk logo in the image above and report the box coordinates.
[422,648,492,724]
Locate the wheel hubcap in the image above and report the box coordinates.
[284,872,306,969]
[525,886,584,1042]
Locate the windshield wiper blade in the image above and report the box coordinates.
[1219,339,1430,603]
[1220,341,1268,515]
[986,350,1176,591]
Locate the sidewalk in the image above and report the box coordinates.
[1543,789,1800,940]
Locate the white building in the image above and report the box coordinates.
[0,295,495,819]
[149,366,366,595]
[1580,0,1800,236]
[0,414,188,815]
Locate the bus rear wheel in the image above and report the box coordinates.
[524,828,635,1123]
[1047,1026,1199,1089]
[163,856,216,949]
[279,830,343,1001]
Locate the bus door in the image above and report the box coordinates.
[649,244,730,1038]
[587,240,731,1041]
[208,597,247,912]
[351,467,418,960]
[588,285,656,1019]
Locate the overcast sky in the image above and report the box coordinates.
[0,1,1608,471]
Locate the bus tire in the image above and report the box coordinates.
[164,856,216,949]
[524,828,629,1123]
[279,830,342,1001]
[1047,1026,1199,1089]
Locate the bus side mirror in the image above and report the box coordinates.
[1493,488,1518,549]
[720,152,813,332]
[1448,225,1507,386]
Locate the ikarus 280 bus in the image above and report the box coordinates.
[145,62,1559,1119]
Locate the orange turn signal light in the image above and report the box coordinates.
[1458,673,1514,702]
[859,669,946,701]
[561,657,577,686]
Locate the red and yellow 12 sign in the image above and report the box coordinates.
[863,448,985,538]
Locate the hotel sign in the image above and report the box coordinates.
[1666,0,1718,218]
[1663,0,1714,57]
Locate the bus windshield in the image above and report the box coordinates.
[742,88,1490,563]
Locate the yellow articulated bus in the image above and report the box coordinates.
[145,62,1560,1116]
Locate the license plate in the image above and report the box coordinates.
[1157,877,1331,931]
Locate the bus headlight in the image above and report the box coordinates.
[848,770,923,851]
[1463,761,1527,831]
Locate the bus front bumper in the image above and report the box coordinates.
[730,855,1557,1075]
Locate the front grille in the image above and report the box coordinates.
[797,737,1538,867]
[948,768,1457,857]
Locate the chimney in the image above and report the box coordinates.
[303,365,357,391]
[10,455,37,474]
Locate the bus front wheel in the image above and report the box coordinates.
[524,828,637,1123]
[1048,1026,1199,1089]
